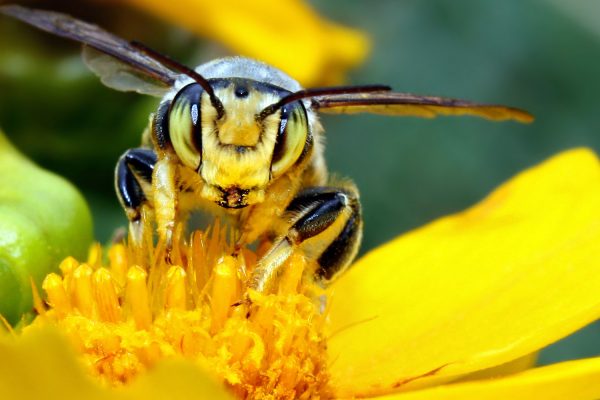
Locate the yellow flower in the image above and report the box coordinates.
[2,148,600,399]
[120,0,370,86]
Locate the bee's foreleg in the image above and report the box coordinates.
[152,155,179,254]
[115,148,157,252]
[248,185,362,293]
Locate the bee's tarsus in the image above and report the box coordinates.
[164,249,173,265]
[248,185,362,293]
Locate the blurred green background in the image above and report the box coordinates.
[0,0,598,365]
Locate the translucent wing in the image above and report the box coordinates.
[82,47,171,96]
[312,91,534,123]
[0,4,177,96]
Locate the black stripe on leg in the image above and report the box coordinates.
[316,206,361,281]
[290,192,347,243]
[286,187,340,214]
[124,149,157,181]
[115,148,157,219]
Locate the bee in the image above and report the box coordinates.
[1,5,532,293]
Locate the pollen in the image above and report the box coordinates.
[32,222,331,399]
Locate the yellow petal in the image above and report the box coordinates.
[376,357,600,400]
[0,328,107,399]
[327,149,600,397]
[121,0,369,86]
[127,360,234,400]
[457,352,538,382]
[0,327,233,400]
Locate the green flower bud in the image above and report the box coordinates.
[0,129,92,325]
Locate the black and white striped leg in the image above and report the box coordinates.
[115,148,157,248]
[248,185,362,293]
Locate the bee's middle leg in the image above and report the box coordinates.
[115,148,157,252]
[116,149,180,261]
[248,185,362,293]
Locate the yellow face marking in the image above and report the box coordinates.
[215,87,267,146]
[198,85,282,205]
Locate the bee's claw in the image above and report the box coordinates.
[164,247,173,264]
[163,230,174,264]
[230,295,253,318]
[243,295,254,318]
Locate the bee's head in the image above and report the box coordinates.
[160,78,312,209]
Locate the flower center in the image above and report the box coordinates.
[32,223,331,399]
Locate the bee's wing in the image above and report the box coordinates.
[1,5,177,97]
[81,47,173,96]
[312,91,533,123]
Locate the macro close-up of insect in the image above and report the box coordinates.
[0,5,533,293]
[5,2,600,399]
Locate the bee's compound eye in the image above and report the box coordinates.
[169,83,203,170]
[270,103,309,178]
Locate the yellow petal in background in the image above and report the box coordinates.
[0,330,102,400]
[0,327,234,400]
[377,357,600,400]
[127,360,234,400]
[458,352,538,382]
[121,0,370,86]
[327,149,600,397]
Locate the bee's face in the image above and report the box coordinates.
[165,79,311,208]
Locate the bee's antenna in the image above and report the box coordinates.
[257,84,392,120]
[131,41,226,119]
